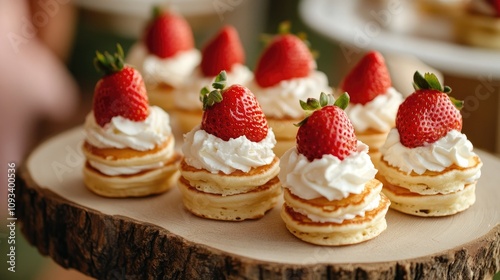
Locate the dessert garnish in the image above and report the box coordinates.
[93,44,149,127]
[295,92,355,161]
[396,71,463,148]
[199,71,268,142]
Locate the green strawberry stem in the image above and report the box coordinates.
[412,71,463,110]
[94,44,125,75]
[278,21,291,35]
[260,21,318,59]
[200,71,226,110]
[295,92,349,127]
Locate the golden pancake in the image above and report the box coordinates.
[178,176,281,221]
[172,108,203,134]
[83,137,175,167]
[418,0,468,16]
[147,83,175,111]
[266,116,299,140]
[281,194,390,246]
[377,155,482,195]
[83,153,181,197]
[180,157,280,196]
[355,129,388,166]
[83,135,181,197]
[454,12,500,50]
[273,139,296,158]
[266,116,300,157]
[381,175,477,217]
[283,179,383,219]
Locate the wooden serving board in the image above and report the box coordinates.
[17,127,500,279]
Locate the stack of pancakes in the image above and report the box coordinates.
[178,157,282,221]
[377,155,482,216]
[281,179,390,246]
[174,108,204,135]
[147,83,176,112]
[452,0,500,50]
[267,118,300,157]
[355,129,390,166]
[83,135,181,197]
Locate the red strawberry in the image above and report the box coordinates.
[200,71,268,142]
[254,33,314,88]
[340,50,391,105]
[396,72,463,148]
[144,7,194,59]
[93,44,149,127]
[296,92,357,161]
[200,26,245,77]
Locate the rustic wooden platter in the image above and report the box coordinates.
[18,127,500,279]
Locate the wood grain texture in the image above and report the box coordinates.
[16,128,500,279]
[17,168,500,279]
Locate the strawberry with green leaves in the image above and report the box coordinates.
[200,71,268,142]
[93,44,149,127]
[295,92,357,161]
[254,22,315,88]
[340,50,392,105]
[396,72,463,148]
[144,7,195,59]
[200,26,245,77]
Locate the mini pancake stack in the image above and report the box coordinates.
[251,23,333,157]
[178,157,281,221]
[354,129,391,165]
[279,92,390,246]
[173,25,252,134]
[378,72,482,217]
[125,8,200,112]
[281,179,390,246]
[454,0,500,50]
[339,51,403,166]
[178,71,281,221]
[83,135,181,197]
[266,119,300,157]
[83,45,181,198]
[377,155,482,217]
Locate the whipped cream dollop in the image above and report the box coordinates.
[251,70,332,119]
[345,87,403,133]
[182,126,276,174]
[126,43,201,88]
[381,129,476,175]
[85,106,172,151]
[279,142,377,201]
[294,194,381,223]
[174,64,253,111]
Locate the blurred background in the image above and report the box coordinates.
[0,0,499,279]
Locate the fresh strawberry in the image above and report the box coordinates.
[339,50,391,105]
[200,71,268,142]
[254,27,314,88]
[200,26,245,77]
[93,44,149,127]
[144,7,194,59]
[396,72,463,148]
[296,92,357,161]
